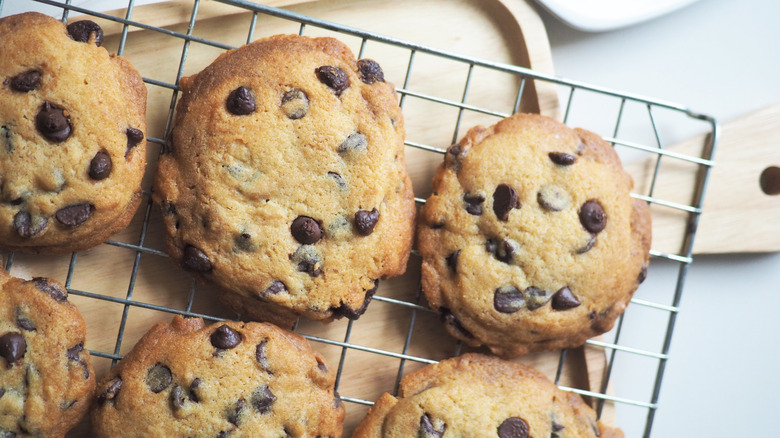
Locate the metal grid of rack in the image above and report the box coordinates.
[0,0,718,436]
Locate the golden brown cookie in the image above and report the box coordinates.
[417,113,651,357]
[0,12,147,254]
[90,315,344,437]
[353,353,624,438]
[0,269,95,437]
[153,34,414,327]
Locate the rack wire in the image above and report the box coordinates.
[0,0,718,436]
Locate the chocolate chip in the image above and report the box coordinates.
[316,358,328,373]
[263,280,287,296]
[1,125,12,153]
[419,413,446,437]
[89,150,112,180]
[524,286,551,310]
[227,398,247,426]
[440,308,473,339]
[170,384,186,411]
[189,378,202,402]
[638,264,648,283]
[537,185,570,212]
[146,363,172,393]
[493,184,520,221]
[291,216,322,244]
[315,66,350,96]
[291,245,322,277]
[328,171,346,189]
[67,20,103,45]
[255,340,271,372]
[575,234,596,254]
[338,132,367,155]
[15,310,35,331]
[579,200,607,234]
[0,333,26,365]
[446,250,460,273]
[55,203,93,227]
[66,343,84,362]
[445,143,465,169]
[182,245,212,272]
[251,385,276,414]
[463,193,485,215]
[335,280,378,320]
[281,88,308,119]
[551,422,565,438]
[549,152,577,166]
[125,127,144,157]
[98,376,122,404]
[355,208,379,236]
[495,238,518,264]
[551,286,581,310]
[30,277,67,301]
[210,325,242,350]
[0,388,4,399]
[494,286,524,313]
[36,101,72,142]
[8,70,41,92]
[226,86,256,115]
[13,211,47,238]
[498,417,529,438]
[357,59,385,84]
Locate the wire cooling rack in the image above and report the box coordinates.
[0,0,717,436]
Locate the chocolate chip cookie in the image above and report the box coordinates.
[417,113,651,357]
[0,269,95,437]
[0,12,147,254]
[91,315,345,437]
[353,353,623,438]
[153,34,415,327]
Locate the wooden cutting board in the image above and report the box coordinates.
[3,1,626,436]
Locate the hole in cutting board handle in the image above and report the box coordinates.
[760,166,780,195]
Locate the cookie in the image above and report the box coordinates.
[417,113,651,357]
[0,12,147,254]
[153,34,415,327]
[353,353,624,438]
[91,315,345,437]
[0,269,95,437]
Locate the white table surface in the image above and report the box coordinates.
[533,0,780,435]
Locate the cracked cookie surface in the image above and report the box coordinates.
[91,315,344,438]
[153,34,414,327]
[353,353,624,438]
[417,113,651,357]
[0,269,95,437]
[0,12,147,254]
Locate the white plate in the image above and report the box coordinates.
[532,0,703,32]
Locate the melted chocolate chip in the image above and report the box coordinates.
[125,127,144,157]
[494,286,524,313]
[494,238,518,264]
[15,310,35,331]
[227,398,247,426]
[355,208,379,236]
[55,203,93,227]
[446,250,460,273]
[66,343,84,362]
[67,20,103,45]
[1,125,12,153]
[0,332,26,365]
[464,194,485,215]
[338,132,367,155]
[251,385,276,414]
[98,376,122,404]
[89,150,112,180]
[30,277,67,301]
[182,245,212,272]
[281,88,308,119]
[189,378,202,403]
[551,286,581,310]
[549,152,577,166]
[357,59,385,84]
[210,325,242,350]
[335,280,379,320]
[493,184,520,221]
[36,102,72,142]
[291,216,322,244]
[575,234,597,254]
[255,340,271,372]
[419,413,446,437]
[226,86,256,115]
[8,70,41,92]
[579,200,607,233]
[498,417,529,438]
[170,384,186,411]
[13,211,47,238]
[291,245,322,277]
[524,286,551,310]
[146,363,172,393]
[315,66,350,96]
[551,421,565,438]
[328,171,347,189]
[263,280,287,296]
